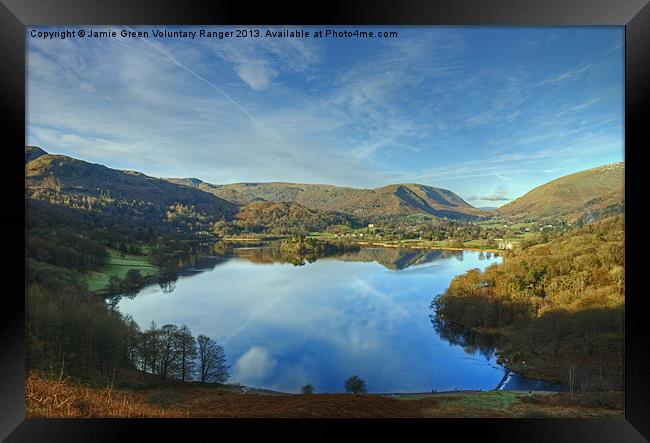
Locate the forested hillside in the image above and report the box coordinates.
[434,215,624,391]
[25,147,231,383]
[232,201,361,234]
[25,197,228,381]
[26,150,238,223]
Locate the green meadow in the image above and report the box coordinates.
[83,248,159,292]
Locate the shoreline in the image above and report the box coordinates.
[228,385,556,397]
[356,241,500,254]
[97,243,565,394]
[221,235,502,254]
[494,369,512,390]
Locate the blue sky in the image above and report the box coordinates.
[26,26,624,207]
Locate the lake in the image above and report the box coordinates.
[118,246,564,393]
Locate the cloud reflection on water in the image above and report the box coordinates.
[118,248,504,393]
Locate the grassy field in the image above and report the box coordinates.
[83,248,159,292]
[26,371,623,418]
[395,239,499,251]
[26,371,182,418]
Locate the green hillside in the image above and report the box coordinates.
[26,148,238,219]
[498,163,624,220]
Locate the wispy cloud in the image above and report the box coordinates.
[207,27,322,91]
[124,26,283,141]
[539,62,593,86]
[26,26,624,198]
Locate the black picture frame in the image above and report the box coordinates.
[2,0,649,440]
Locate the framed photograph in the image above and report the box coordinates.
[3,0,649,440]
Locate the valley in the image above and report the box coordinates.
[24,146,625,417]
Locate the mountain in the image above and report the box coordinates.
[28,146,622,227]
[498,163,624,220]
[25,148,238,219]
[25,146,48,163]
[166,179,484,221]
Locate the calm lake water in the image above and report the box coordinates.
[118,247,564,393]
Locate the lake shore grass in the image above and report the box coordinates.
[26,371,622,418]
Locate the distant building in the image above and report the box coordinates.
[497,239,518,250]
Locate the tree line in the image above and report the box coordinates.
[27,271,230,385]
[123,321,229,383]
[25,196,233,385]
[26,200,228,384]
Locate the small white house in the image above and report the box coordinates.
[497,239,519,250]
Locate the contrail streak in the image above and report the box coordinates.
[124,26,282,141]
[221,291,288,346]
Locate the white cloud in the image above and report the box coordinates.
[233,346,277,382]
[233,63,278,91]
[207,29,322,91]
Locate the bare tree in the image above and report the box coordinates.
[196,335,229,383]
[122,315,141,369]
[177,325,197,381]
[569,362,576,398]
[159,324,181,379]
[141,321,161,375]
